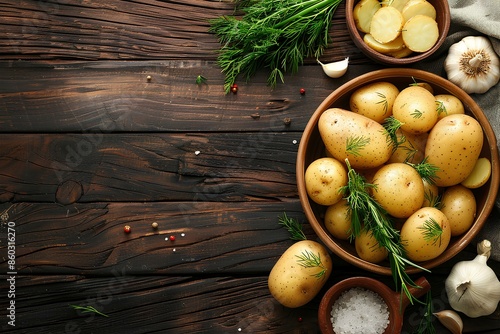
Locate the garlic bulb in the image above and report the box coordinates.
[444,36,500,94]
[445,240,500,318]
[317,57,349,78]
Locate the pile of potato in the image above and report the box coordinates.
[305,80,492,264]
[354,0,439,58]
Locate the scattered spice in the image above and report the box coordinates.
[181,233,185,237]
[330,287,389,334]
[292,140,297,145]
[151,222,158,229]
[251,113,260,119]
[196,75,207,85]
[169,235,176,241]
[195,150,201,156]
[123,225,131,234]
[300,88,306,95]
[231,84,238,94]
[283,117,292,126]
[146,75,152,82]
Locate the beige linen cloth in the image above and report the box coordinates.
[411,0,500,260]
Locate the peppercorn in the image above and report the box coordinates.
[124,225,131,233]
[299,88,306,95]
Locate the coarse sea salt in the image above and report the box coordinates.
[330,287,389,334]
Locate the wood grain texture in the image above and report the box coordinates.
[0,61,381,133]
[0,0,363,63]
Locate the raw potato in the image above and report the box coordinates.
[402,15,439,52]
[268,240,332,308]
[372,163,425,218]
[370,6,404,44]
[461,157,492,189]
[349,81,400,123]
[392,85,439,134]
[364,34,405,54]
[324,199,352,240]
[353,0,382,33]
[422,178,439,208]
[435,94,465,120]
[305,157,347,206]
[401,0,436,22]
[440,185,477,237]
[355,228,388,263]
[401,207,451,262]
[425,114,484,187]
[319,108,393,169]
[414,82,434,94]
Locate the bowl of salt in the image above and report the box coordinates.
[318,276,430,334]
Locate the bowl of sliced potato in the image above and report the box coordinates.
[346,0,450,64]
[296,68,499,275]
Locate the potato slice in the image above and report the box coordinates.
[364,33,405,54]
[382,0,411,12]
[402,0,436,21]
[387,46,414,58]
[354,0,382,33]
[402,15,439,52]
[370,6,404,43]
[461,157,492,189]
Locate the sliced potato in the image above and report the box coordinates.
[370,6,404,44]
[461,157,492,189]
[401,0,436,21]
[364,33,405,54]
[382,0,411,12]
[402,15,439,52]
[388,46,414,58]
[354,0,382,33]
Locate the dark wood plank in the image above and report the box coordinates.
[0,0,363,63]
[0,132,301,203]
[0,61,381,133]
[0,201,312,275]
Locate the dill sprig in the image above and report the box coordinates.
[346,135,370,157]
[376,92,389,115]
[407,157,440,185]
[340,158,429,306]
[70,305,109,317]
[278,213,307,241]
[412,291,436,334]
[209,0,343,93]
[436,101,447,117]
[383,116,405,150]
[295,249,327,279]
[419,218,443,246]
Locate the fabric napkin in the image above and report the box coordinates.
[411,0,500,260]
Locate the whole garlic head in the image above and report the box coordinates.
[445,240,500,318]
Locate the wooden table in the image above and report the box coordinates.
[1,1,499,333]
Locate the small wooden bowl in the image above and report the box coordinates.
[345,0,451,65]
[296,68,500,275]
[318,277,431,334]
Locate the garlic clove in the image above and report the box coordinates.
[317,57,349,78]
[434,310,463,334]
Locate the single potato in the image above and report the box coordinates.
[324,199,352,240]
[318,108,393,169]
[355,228,388,263]
[392,85,439,134]
[268,240,332,308]
[440,185,477,236]
[401,207,451,262]
[435,94,465,120]
[425,114,484,187]
[305,157,347,206]
[387,129,428,164]
[349,81,400,123]
[372,162,425,218]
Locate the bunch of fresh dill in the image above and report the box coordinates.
[209,0,343,93]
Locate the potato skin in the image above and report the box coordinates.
[305,157,347,206]
[324,199,351,240]
[392,86,438,134]
[349,81,399,123]
[425,114,483,187]
[401,207,451,262]
[355,229,388,263]
[372,163,425,218]
[440,185,476,236]
[268,240,332,308]
[318,108,392,169]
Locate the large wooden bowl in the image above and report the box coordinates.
[296,68,499,275]
[346,0,450,65]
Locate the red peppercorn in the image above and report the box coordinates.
[169,235,176,241]
[298,317,303,322]
[124,225,131,233]
[300,88,306,95]
[231,84,238,94]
